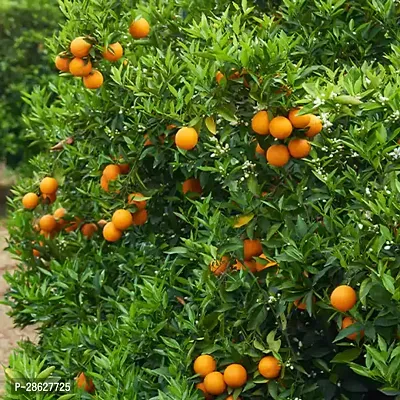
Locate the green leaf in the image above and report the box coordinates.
[335,95,362,105]
[165,247,188,254]
[205,116,216,134]
[331,348,362,364]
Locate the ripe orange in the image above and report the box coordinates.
[243,239,263,260]
[22,193,39,209]
[255,254,277,271]
[40,177,58,194]
[196,382,213,400]
[42,193,56,204]
[83,70,103,89]
[175,127,198,150]
[53,207,66,220]
[216,71,225,84]
[251,111,269,135]
[112,209,133,231]
[233,259,257,273]
[102,42,123,62]
[258,356,281,379]
[305,115,323,137]
[294,296,315,310]
[330,285,357,312]
[81,223,98,238]
[69,58,92,77]
[65,217,82,233]
[103,165,121,180]
[39,215,57,232]
[342,317,364,340]
[100,175,109,192]
[76,372,95,393]
[117,163,130,174]
[269,116,293,139]
[55,53,70,72]
[132,209,148,226]
[209,256,229,276]
[182,178,202,196]
[128,193,147,210]
[144,134,153,146]
[226,396,241,400]
[288,108,311,128]
[288,139,311,159]
[129,18,150,39]
[103,222,122,242]
[70,37,92,58]
[255,143,265,155]
[32,241,44,257]
[204,372,226,396]
[266,144,290,167]
[223,364,247,388]
[194,355,216,377]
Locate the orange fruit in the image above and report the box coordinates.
[251,111,269,135]
[294,296,315,310]
[118,163,130,174]
[81,223,98,238]
[196,382,213,400]
[83,70,103,89]
[182,178,202,196]
[132,209,148,226]
[103,222,122,242]
[129,18,150,39]
[81,67,102,89]
[243,239,263,261]
[103,165,121,180]
[288,139,311,159]
[39,215,57,232]
[342,317,364,340]
[258,356,281,379]
[144,134,153,146]
[255,254,277,271]
[69,58,92,77]
[223,364,247,388]
[128,193,147,210]
[194,355,216,377]
[97,219,108,228]
[288,108,311,128]
[40,177,58,194]
[255,143,265,155]
[65,217,82,233]
[112,209,133,231]
[330,285,357,312]
[70,37,92,58]
[175,127,198,150]
[42,193,56,204]
[32,241,44,258]
[226,397,241,400]
[266,144,290,167]
[102,42,123,62]
[305,115,322,137]
[22,193,39,209]
[76,372,95,393]
[233,259,257,273]
[269,116,293,139]
[100,175,109,192]
[55,53,70,72]
[210,256,230,276]
[204,372,226,396]
[216,71,225,84]
[53,207,66,220]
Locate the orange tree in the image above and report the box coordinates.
[3,0,400,399]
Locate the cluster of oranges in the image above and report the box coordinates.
[99,161,149,242]
[54,17,150,89]
[209,239,277,276]
[194,354,281,399]
[252,107,323,167]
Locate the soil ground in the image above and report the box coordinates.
[0,226,38,396]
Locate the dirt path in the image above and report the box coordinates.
[0,227,38,396]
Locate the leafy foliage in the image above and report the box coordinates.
[0,0,61,166]
[3,0,400,399]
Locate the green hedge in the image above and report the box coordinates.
[0,0,61,167]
